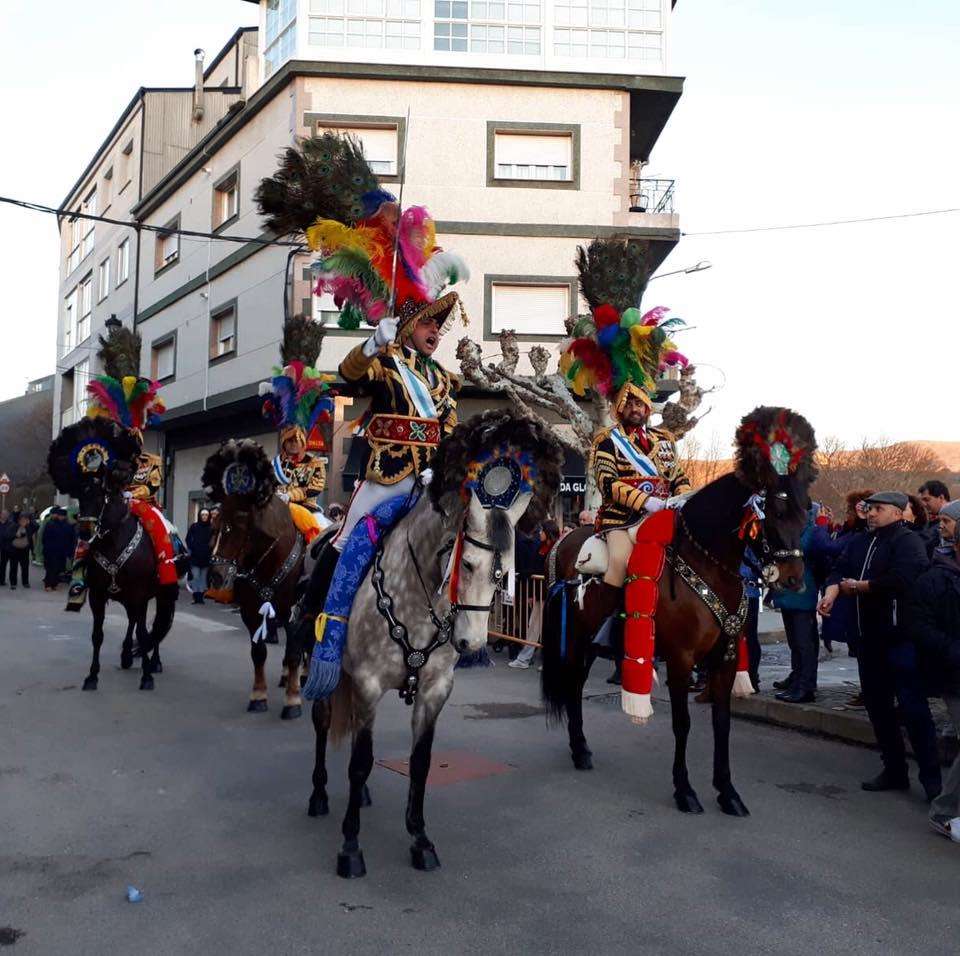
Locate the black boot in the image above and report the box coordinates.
[292,538,340,645]
[861,769,909,793]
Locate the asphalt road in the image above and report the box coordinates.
[2,587,957,955]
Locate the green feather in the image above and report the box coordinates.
[337,303,363,330]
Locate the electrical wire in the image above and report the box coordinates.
[682,207,960,237]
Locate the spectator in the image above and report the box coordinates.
[741,547,764,692]
[935,501,960,556]
[185,509,214,604]
[326,502,345,526]
[918,480,951,556]
[41,508,75,591]
[5,513,35,589]
[578,509,596,527]
[909,507,960,841]
[0,508,12,585]
[819,491,940,800]
[509,521,559,669]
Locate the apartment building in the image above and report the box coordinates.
[55,1,684,531]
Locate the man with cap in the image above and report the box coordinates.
[819,491,940,800]
[935,500,960,556]
[918,480,951,556]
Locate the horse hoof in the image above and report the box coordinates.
[718,793,750,817]
[360,785,372,808]
[410,845,441,872]
[571,750,593,771]
[265,633,279,645]
[307,794,329,817]
[82,677,98,691]
[247,699,269,713]
[299,673,307,688]
[674,791,704,814]
[140,677,154,691]
[152,661,163,674]
[336,849,366,879]
[120,655,133,670]
[280,704,302,721]
[278,675,288,688]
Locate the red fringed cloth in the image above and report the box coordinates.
[130,501,178,586]
[621,508,676,723]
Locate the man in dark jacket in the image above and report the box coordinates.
[909,520,960,839]
[819,491,940,800]
[918,480,951,557]
[41,509,76,590]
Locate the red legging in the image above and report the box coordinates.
[130,501,178,586]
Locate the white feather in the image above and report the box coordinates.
[422,252,470,298]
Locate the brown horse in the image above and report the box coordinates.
[541,406,817,816]
[202,440,310,718]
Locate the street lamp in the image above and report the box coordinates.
[649,260,712,281]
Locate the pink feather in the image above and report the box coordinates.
[642,306,670,326]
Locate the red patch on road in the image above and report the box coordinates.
[376,750,513,788]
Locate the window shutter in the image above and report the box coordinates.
[494,132,572,167]
[491,283,569,336]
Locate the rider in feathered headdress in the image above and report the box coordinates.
[259,315,335,542]
[65,320,179,609]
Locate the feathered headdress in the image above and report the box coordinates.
[558,239,688,413]
[735,406,819,492]
[256,132,469,335]
[85,323,165,431]
[260,316,335,443]
[48,417,142,498]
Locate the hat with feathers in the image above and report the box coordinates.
[558,238,688,413]
[255,131,469,337]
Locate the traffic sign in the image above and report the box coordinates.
[0,477,10,496]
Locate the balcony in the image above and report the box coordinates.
[627,177,679,234]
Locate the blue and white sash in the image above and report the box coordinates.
[609,427,658,478]
[395,355,438,419]
[272,454,291,486]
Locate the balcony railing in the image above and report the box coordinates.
[629,177,675,214]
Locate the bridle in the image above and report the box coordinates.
[372,522,507,705]
[743,492,803,583]
[84,487,141,593]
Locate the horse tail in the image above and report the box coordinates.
[328,670,358,747]
[150,591,177,644]
[540,582,577,724]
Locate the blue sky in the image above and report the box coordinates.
[0,0,955,449]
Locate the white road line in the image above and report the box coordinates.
[104,611,241,634]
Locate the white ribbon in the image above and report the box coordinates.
[745,493,766,521]
[252,601,276,643]
[395,355,438,418]
[609,427,658,478]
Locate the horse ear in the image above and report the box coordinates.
[505,490,533,528]
[467,488,484,529]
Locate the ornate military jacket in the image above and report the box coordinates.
[592,424,688,530]
[340,342,458,485]
[274,452,327,510]
[129,452,163,505]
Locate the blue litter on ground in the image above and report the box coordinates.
[126,886,143,903]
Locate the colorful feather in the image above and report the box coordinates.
[421,251,470,298]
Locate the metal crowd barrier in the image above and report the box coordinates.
[488,574,546,647]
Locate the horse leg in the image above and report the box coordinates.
[137,607,154,691]
[150,637,163,675]
[280,658,303,721]
[668,667,703,813]
[568,648,594,770]
[247,639,269,713]
[83,590,107,691]
[120,615,135,670]
[406,680,453,870]
[337,717,375,879]
[308,699,331,817]
[710,663,749,817]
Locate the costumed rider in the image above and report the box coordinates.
[260,314,334,544]
[252,131,470,632]
[559,238,690,719]
[66,319,179,609]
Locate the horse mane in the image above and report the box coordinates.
[429,410,563,533]
[201,439,276,507]
[48,418,141,498]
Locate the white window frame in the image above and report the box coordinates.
[117,237,130,285]
[155,216,181,275]
[73,358,91,416]
[265,0,298,76]
[80,188,96,259]
[63,287,78,356]
[212,167,241,230]
[66,212,82,274]
[487,279,572,339]
[77,274,93,344]
[98,257,111,302]
[151,336,176,382]
[209,304,237,361]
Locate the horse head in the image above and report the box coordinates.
[201,439,278,602]
[735,406,819,591]
[47,417,140,535]
[430,410,564,655]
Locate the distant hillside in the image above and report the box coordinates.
[914,441,960,473]
[0,388,55,510]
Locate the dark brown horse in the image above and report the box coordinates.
[541,406,817,816]
[48,419,177,692]
[203,440,310,718]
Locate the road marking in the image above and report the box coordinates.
[105,611,241,634]
[51,635,74,641]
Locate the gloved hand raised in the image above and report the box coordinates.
[644,496,666,513]
[362,316,398,357]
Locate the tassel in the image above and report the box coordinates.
[455,646,493,669]
[621,689,654,724]
[301,646,342,700]
[252,601,276,643]
[732,670,755,699]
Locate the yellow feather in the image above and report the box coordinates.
[305,219,383,257]
[122,376,137,400]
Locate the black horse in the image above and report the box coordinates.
[48,418,177,692]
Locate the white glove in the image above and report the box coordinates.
[419,468,434,487]
[362,316,398,357]
[644,496,666,513]
[276,491,290,503]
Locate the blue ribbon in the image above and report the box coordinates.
[549,580,571,658]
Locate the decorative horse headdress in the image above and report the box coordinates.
[48,417,142,499]
[734,406,818,495]
[85,322,165,434]
[255,131,470,339]
[202,439,277,508]
[259,315,335,453]
[558,238,688,414]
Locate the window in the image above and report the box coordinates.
[63,288,78,355]
[119,139,134,192]
[434,0,540,53]
[151,336,176,381]
[312,288,343,326]
[66,212,83,274]
[493,130,574,182]
[209,304,237,361]
[314,123,399,175]
[73,359,91,416]
[553,0,662,60]
[80,188,97,259]
[102,166,113,211]
[154,215,180,275]
[98,257,111,301]
[117,237,130,285]
[212,167,240,230]
[308,0,422,51]
[490,281,570,336]
[265,0,298,76]
[77,275,93,344]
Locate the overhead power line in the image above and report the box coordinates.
[682,207,960,237]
